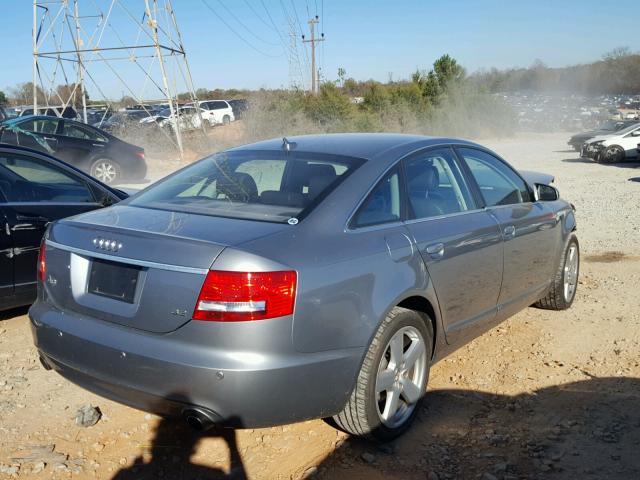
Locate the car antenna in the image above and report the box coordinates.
[282,137,297,152]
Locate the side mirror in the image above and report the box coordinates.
[536,184,559,202]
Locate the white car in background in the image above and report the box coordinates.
[140,106,205,132]
[187,100,235,126]
[582,122,640,163]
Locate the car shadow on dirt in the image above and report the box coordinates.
[314,377,640,479]
[111,408,246,479]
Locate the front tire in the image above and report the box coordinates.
[535,234,579,310]
[90,158,121,185]
[333,307,432,441]
[600,145,625,164]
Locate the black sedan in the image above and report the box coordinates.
[0,115,147,185]
[568,119,638,151]
[0,143,128,311]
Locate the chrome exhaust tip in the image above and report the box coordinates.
[182,408,218,432]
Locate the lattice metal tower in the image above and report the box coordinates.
[32,0,202,155]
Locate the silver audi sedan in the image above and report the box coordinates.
[30,134,579,440]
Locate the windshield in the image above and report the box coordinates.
[599,120,618,131]
[128,150,364,223]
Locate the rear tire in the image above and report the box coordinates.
[535,234,579,310]
[222,115,231,125]
[90,158,121,185]
[333,307,432,441]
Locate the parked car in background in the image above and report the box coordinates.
[0,116,146,184]
[8,105,78,120]
[0,144,127,311]
[142,105,206,132]
[228,99,248,119]
[95,109,156,133]
[85,108,112,127]
[568,119,638,151]
[31,134,579,441]
[187,100,234,126]
[581,122,640,163]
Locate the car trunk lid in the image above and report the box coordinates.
[43,205,287,333]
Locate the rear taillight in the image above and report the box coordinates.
[37,241,46,282]
[193,270,297,322]
[135,150,145,159]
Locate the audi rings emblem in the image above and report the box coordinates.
[93,237,122,252]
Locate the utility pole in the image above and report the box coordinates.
[32,0,38,113]
[302,16,324,94]
[33,0,200,158]
[73,0,88,123]
[144,0,183,156]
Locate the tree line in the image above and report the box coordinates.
[470,47,640,95]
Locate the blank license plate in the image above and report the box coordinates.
[88,258,141,303]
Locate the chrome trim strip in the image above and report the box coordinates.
[402,207,487,225]
[45,240,209,275]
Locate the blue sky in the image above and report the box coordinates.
[2,0,639,98]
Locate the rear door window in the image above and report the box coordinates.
[62,123,107,142]
[210,101,228,110]
[129,151,364,223]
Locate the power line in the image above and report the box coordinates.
[200,0,282,58]
[255,0,289,57]
[279,0,308,84]
[244,0,277,32]
[215,0,280,46]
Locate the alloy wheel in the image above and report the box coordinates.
[93,161,117,184]
[563,244,579,302]
[375,326,428,428]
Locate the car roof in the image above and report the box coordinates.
[3,114,62,124]
[227,133,481,161]
[3,115,118,140]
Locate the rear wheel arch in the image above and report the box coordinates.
[350,293,439,395]
[397,295,437,359]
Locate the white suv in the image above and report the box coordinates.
[582,122,640,163]
[188,100,235,126]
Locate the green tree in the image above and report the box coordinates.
[337,67,346,87]
[0,90,7,105]
[363,81,390,112]
[304,82,353,126]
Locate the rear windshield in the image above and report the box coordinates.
[128,150,364,223]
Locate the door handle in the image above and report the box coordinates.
[43,136,57,142]
[425,242,445,259]
[92,143,105,147]
[503,225,516,239]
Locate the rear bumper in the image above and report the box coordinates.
[122,157,147,181]
[29,300,362,428]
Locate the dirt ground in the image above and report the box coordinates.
[1,132,639,479]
